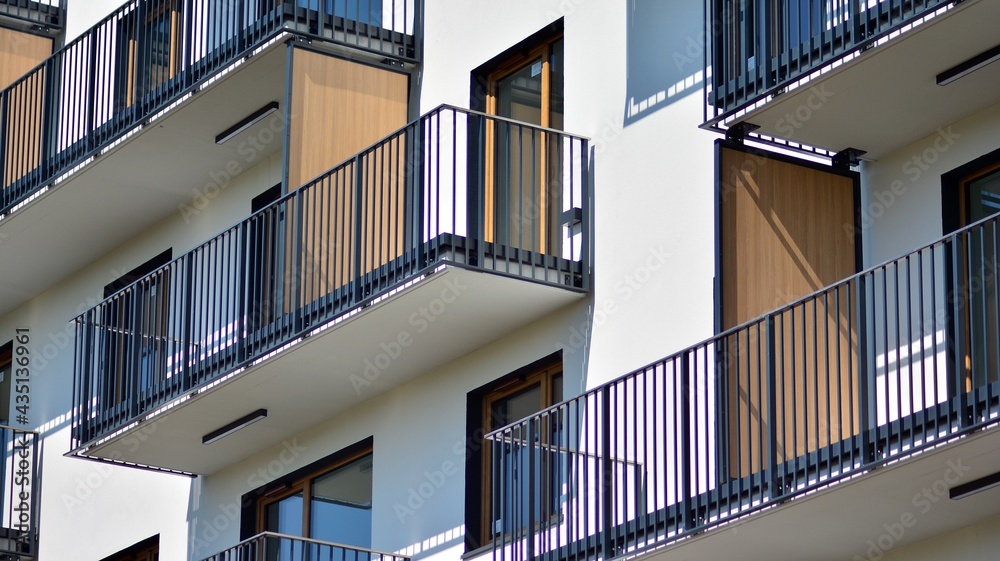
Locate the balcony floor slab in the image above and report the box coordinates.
[79,265,584,474]
[734,0,1000,160]
[635,425,1000,561]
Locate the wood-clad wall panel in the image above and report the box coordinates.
[1,28,52,188]
[288,50,408,188]
[718,145,860,478]
[287,50,409,307]
[0,28,51,89]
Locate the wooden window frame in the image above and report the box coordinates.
[478,32,563,253]
[254,445,373,541]
[465,353,562,550]
[122,0,182,108]
[942,147,1000,395]
[99,249,173,412]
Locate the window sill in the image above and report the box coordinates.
[461,544,492,561]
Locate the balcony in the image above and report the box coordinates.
[704,0,1000,158]
[0,426,39,559]
[0,0,417,316]
[0,0,63,31]
[202,532,409,561]
[491,212,1000,561]
[70,105,591,474]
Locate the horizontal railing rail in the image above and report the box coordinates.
[0,0,416,217]
[706,0,951,125]
[201,532,410,561]
[491,210,1000,561]
[0,0,63,28]
[71,104,590,451]
[0,426,39,558]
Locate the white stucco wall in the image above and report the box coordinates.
[875,515,1000,561]
[862,102,1000,267]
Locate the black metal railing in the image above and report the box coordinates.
[0,0,63,29]
[707,0,950,124]
[0,0,416,216]
[201,532,409,561]
[71,105,590,450]
[491,212,1000,561]
[0,427,39,558]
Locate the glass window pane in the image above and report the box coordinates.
[496,59,543,126]
[965,169,1000,388]
[265,492,304,535]
[549,40,564,131]
[296,0,383,26]
[309,454,373,548]
[489,383,542,431]
[968,170,1000,221]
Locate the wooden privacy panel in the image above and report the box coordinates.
[718,144,859,479]
[287,49,408,310]
[0,28,52,89]
[290,131,409,307]
[288,50,409,188]
[1,28,52,188]
[3,67,46,187]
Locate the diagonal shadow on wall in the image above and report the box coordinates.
[625,0,704,127]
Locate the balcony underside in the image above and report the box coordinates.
[730,0,1000,159]
[0,1,62,31]
[0,43,287,317]
[78,264,584,475]
[641,426,1000,561]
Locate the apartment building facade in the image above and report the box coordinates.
[0,0,997,560]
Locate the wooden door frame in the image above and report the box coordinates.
[941,146,1000,398]
[482,33,563,252]
[479,361,562,547]
[255,446,373,538]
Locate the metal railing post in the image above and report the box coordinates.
[765,315,781,498]
[858,273,875,465]
[182,252,195,388]
[527,417,536,561]
[680,352,696,530]
[600,385,613,558]
[353,153,365,303]
[0,91,7,202]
